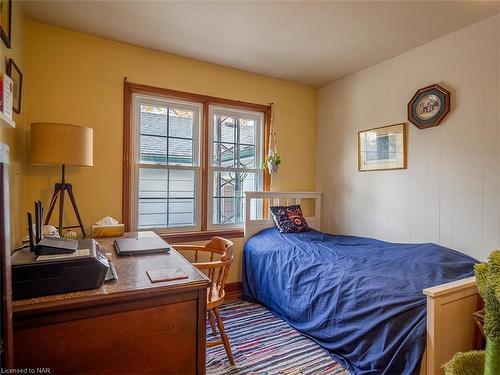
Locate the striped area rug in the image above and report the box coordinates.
[207,300,348,375]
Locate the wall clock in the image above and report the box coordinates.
[408,84,450,129]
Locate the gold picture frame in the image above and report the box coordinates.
[358,123,407,171]
[0,0,11,48]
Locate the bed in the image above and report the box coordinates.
[242,191,480,375]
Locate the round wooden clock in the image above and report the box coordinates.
[408,84,451,129]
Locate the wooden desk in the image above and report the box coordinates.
[12,236,209,374]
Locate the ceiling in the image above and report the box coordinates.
[22,1,500,87]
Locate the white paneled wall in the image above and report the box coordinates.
[316,14,499,261]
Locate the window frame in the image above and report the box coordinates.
[123,81,271,242]
[130,94,203,233]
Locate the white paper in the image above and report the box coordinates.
[36,248,90,261]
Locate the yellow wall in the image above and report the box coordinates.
[0,2,26,246]
[24,21,317,282]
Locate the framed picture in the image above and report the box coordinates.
[408,84,450,129]
[6,58,22,114]
[358,123,407,172]
[0,0,11,48]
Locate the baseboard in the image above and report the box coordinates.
[225,281,242,301]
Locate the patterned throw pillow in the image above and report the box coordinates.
[269,205,309,233]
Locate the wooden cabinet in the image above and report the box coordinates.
[12,238,209,374]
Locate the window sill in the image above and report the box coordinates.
[159,229,244,244]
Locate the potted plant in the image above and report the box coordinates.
[445,250,500,375]
[263,148,281,176]
[263,103,281,177]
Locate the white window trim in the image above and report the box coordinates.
[130,93,203,233]
[207,105,264,230]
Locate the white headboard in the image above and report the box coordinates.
[244,191,322,239]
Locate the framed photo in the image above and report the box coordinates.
[408,84,450,129]
[358,123,407,172]
[6,58,22,114]
[0,0,11,48]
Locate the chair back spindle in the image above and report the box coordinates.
[173,237,234,306]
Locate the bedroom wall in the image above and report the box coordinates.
[0,2,26,247]
[23,21,316,283]
[317,13,499,261]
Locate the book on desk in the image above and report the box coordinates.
[147,267,188,283]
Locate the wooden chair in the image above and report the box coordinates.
[173,237,235,365]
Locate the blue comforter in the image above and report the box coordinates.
[243,228,477,375]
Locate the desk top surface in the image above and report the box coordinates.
[12,234,209,312]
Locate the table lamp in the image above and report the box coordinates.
[31,122,93,237]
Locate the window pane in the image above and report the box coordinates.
[212,171,258,224]
[212,113,257,168]
[213,197,242,224]
[140,135,168,163]
[240,118,256,146]
[140,104,195,165]
[213,143,257,168]
[168,138,193,165]
[138,168,196,228]
[239,144,256,168]
[213,142,235,167]
[141,105,168,136]
[213,115,236,143]
[169,109,193,137]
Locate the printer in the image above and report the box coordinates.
[11,201,109,300]
[11,238,109,300]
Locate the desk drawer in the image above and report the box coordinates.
[14,299,199,374]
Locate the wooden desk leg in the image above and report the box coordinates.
[197,288,207,374]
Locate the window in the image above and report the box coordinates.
[131,96,202,231]
[124,82,270,240]
[209,107,263,228]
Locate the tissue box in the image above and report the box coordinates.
[0,74,13,119]
[91,224,125,238]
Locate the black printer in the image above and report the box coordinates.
[11,201,109,300]
[11,238,109,300]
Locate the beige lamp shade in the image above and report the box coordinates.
[31,122,93,166]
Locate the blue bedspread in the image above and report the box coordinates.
[242,228,477,375]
